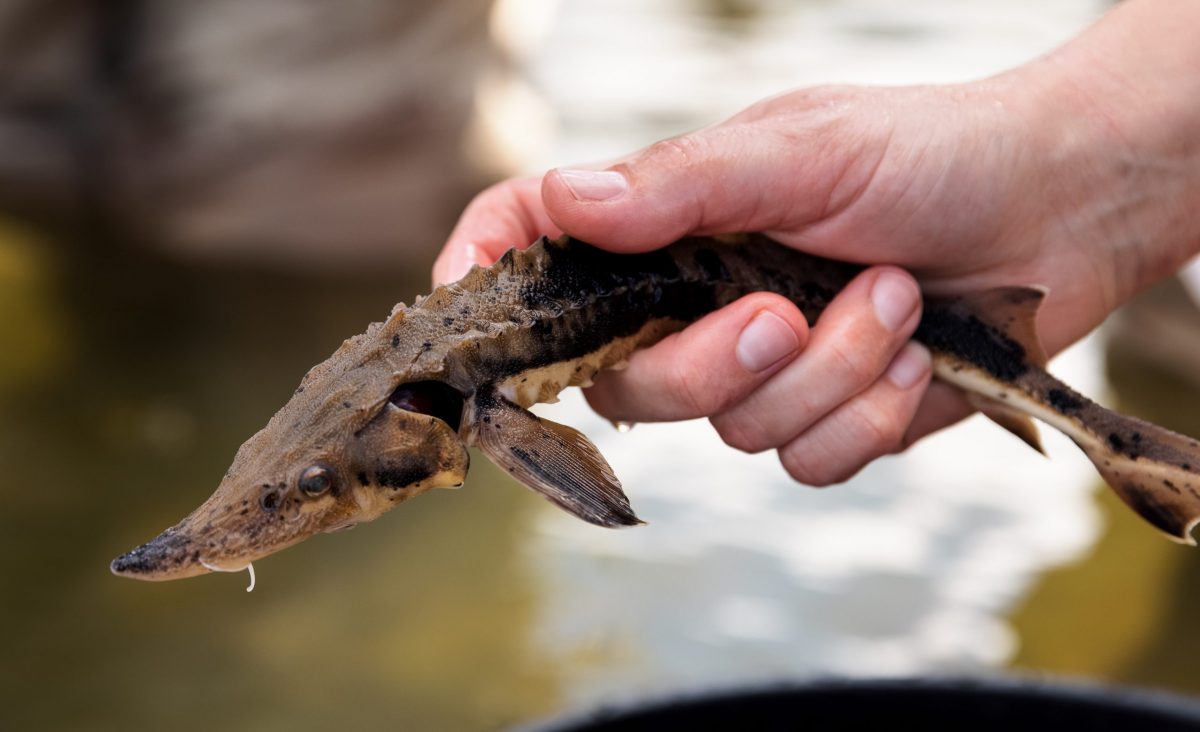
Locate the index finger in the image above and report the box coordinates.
[432,177,563,285]
[584,293,810,422]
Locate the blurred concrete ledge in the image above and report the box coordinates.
[1108,270,1200,393]
[0,0,510,273]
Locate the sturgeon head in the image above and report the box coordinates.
[111,258,642,583]
[111,309,472,581]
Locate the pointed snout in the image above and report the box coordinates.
[110,526,212,581]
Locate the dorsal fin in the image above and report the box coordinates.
[935,286,1049,451]
[950,285,1049,368]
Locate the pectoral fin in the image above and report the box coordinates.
[469,390,643,528]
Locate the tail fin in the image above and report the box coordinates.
[1074,410,1200,544]
[924,285,1200,544]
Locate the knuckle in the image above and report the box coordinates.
[733,85,852,123]
[664,355,754,418]
[664,358,714,416]
[704,386,741,416]
[779,436,869,488]
[712,414,771,454]
[643,134,711,170]
[855,402,906,455]
[779,448,827,487]
[826,338,878,387]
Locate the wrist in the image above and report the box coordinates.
[1001,0,1200,303]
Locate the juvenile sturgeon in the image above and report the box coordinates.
[112,234,1200,581]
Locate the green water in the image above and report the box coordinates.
[0,224,560,731]
[4,218,1200,731]
[1011,303,1200,694]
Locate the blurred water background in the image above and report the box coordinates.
[3,1,1200,730]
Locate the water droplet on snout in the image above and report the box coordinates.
[614,421,636,433]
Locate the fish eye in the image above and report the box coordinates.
[299,465,334,496]
[388,381,464,431]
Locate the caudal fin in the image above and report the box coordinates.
[923,284,1200,544]
[1075,410,1200,544]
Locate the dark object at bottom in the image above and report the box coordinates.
[522,678,1200,731]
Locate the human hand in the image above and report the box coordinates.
[433,0,1200,485]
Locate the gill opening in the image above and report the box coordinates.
[388,381,465,431]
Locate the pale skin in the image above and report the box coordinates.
[433,0,1200,486]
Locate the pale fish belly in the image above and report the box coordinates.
[497,319,683,408]
[931,355,1089,457]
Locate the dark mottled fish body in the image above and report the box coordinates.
[112,234,1200,583]
[437,235,858,405]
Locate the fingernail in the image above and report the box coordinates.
[872,271,920,332]
[886,342,931,389]
[737,311,800,373]
[557,169,629,202]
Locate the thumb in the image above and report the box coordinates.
[541,115,878,252]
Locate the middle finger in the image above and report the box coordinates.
[710,266,922,453]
